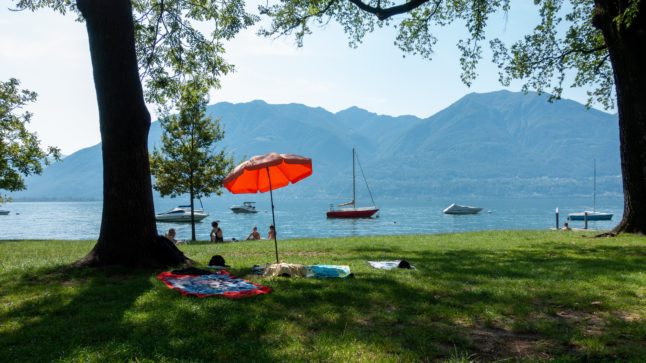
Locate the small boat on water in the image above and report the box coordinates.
[327,148,379,219]
[328,205,380,218]
[155,205,209,223]
[0,210,9,216]
[567,211,613,221]
[443,203,482,215]
[231,201,258,214]
[568,159,613,222]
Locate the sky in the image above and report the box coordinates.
[1,2,596,155]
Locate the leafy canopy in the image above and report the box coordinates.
[14,0,258,106]
[150,79,233,199]
[259,0,622,109]
[0,78,60,201]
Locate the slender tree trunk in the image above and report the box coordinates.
[190,175,196,241]
[75,0,189,267]
[595,0,646,234]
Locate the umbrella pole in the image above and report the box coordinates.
[267,167,279,263]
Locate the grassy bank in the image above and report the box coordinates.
[1,231,645,362]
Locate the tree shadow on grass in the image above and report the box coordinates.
[1,241,644,362]
[0,265,278,362]
[255,242,645,361]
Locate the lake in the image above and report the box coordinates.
[0,196,623,241]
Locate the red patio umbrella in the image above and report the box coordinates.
[223,152,312,263]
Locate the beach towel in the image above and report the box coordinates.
[157,270,271,298]
[306,265,352,278]
[368,260,416,270]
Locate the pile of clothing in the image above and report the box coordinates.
[254,263,353,278]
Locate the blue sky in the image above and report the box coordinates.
[1,2,596,155]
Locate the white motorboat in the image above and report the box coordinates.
[443,203,482,215]
[231,201,258,214]
[155,205,209,222]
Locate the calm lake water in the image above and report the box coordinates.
[0,196,623,241]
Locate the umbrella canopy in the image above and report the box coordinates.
[223,152,312,263]
[224,153,312,193]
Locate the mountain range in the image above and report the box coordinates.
[12,90,622,201]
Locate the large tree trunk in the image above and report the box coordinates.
[75,0,190,267]
[595,0,646,234]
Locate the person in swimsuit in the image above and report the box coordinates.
[210,221,224,242]
[247,226,261,240]
[267,225,276,240]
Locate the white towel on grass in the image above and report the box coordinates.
[368,260,415,270]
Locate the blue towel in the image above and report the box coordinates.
[306,265,352,278]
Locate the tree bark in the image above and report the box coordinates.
[595,0,646,234]
[75,0,190,267]
[190,175,197,241]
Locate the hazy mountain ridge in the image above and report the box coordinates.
[13,90,621,201]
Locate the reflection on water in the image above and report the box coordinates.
[0,197,623,241]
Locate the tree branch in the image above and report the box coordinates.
[593,54,609,75]
[270,0,338,37]
[528,44,607,68]
[140,0,166,80]
[346,0,429,20]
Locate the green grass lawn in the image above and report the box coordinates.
[1,231,644,362]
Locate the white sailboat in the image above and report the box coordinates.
[568,159,613,221]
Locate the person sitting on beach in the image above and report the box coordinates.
[247,226,261,240]
[210,221,223,242]
[165,228,184,244]
[562,222,572,231]
[267,225,276,240]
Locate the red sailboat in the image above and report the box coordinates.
[327,148,379,218]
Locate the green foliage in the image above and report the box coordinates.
[150,79,233,200]
[13,0,258,107]
[259,0,630,109]
[12,0,76,14]
[131,0,258,105]
[1,231,645,361]
[0,78,60,202]
[491,0,614,108]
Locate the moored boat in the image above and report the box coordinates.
[567,159,613,222]
[0,210,9,215]
[327,205,379,218]
[567,211,613,221]
[231,201,258,214]
[443,203,482,215]
[327,148,379,219]
[155,205,209,223]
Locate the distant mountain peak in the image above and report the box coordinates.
[16,89,621,201]
[336,106,375,117]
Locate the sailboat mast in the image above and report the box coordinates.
[592,159,597,212]
[352,148,356,207]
